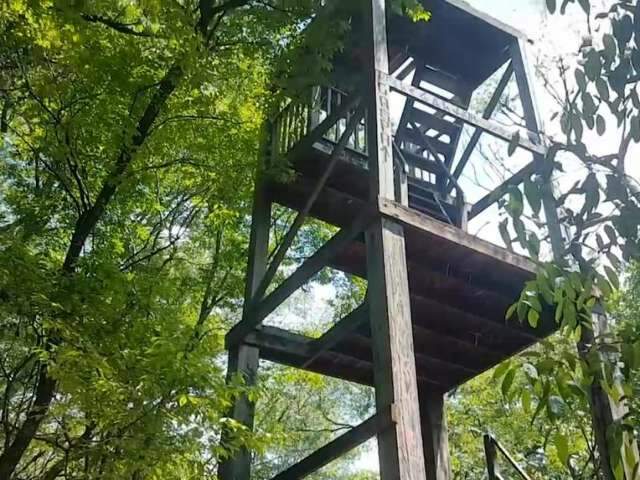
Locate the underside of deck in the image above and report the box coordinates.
[258,146,556,392]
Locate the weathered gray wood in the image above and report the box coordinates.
[244,326,445,388]
[419,390,452,480]
[468,161,537,220]
[365,1,428,478]
[387,75,547,155]
[226,210,375,348]
[270,407,395,480]
[219,140,272,480]
[287,93,361,161]
[303,302,369,368]
[484,434,498,480]
[252,106,365,306]
[510,39,564,259]
[448,62,514,194]
[378,197,536,274]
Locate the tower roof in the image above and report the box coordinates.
[389,0,529,87]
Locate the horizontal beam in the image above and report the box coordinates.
[226,211,376,347]
[468,161,537,220]
[378,197,535,274]
[270,407,395,480]
[386,75,546,155]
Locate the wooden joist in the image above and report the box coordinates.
[386,74,546,155]
[270,407,395,480]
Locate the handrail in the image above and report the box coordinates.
[484,433,532,480]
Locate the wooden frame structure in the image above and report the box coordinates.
[219,1,561,479]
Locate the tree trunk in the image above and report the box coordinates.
[0,63,183,479]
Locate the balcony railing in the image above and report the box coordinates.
[272,86,368,161]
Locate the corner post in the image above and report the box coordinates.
[419,389,452,480]
[219,125,272,480]
[364,1,428,479]
[510,38,564,259]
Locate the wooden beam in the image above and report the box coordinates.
[252,106,365,306]
[386,75,547,155]
[219,136,272,480]
[419,389,452,480]
[468,161,537,220]
[270,407,395,480]
[226,211,375,347]
[365,0,428,477]
[303,302,369,368]
[378,197,536,274]
[448,62,514,194]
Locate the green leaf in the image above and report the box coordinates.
[508,131,520,156]
[545,0,556,14]
[596,114,606,135]
[555,432,570,465]
[501,368,516,397]
[528,308,540,328]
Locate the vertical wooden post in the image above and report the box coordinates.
[219,126,272,480]
[364,1,428,479]
[510,39,564,260]
[419,389,452,480]
[484,435,498,480]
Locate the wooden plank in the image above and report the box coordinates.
[419,389,452,480]
[378,197,536,274]
[219,141,272,480]
[387,75,547,155]
[448,62,514,194]
[365,0,428,477]
[225,211,375,348]
[270,407,395,480]
[303,302,369,368]
[468,161,537,220]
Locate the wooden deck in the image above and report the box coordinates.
[258,144,556,392]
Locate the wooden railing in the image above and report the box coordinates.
[272,86,368,160]
[484,434,532,480]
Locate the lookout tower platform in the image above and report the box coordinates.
[221,1,560,479]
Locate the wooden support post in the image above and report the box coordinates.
[219,129,272,480]
[484,435,498,480]
[510,39,564,259]
[419,389,452,480]
[365,1,428,479]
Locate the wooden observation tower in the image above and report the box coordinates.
[221,1,560,479]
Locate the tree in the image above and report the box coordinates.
[0,0,355,477]
[492,1,640,479]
